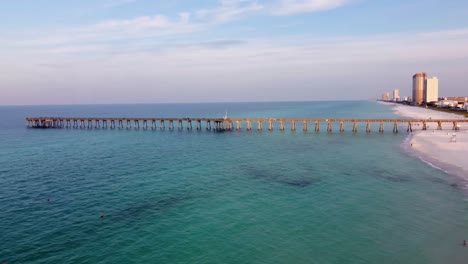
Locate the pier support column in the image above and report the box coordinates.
[269,120,273,131]
[95,120,100,129]
[151,120,156,130]
[340,121,345,132]
[87,120,92,129]
[291,120,296,131]
[134,120,140,129]
[178,120,183,130]
[407,122,412,133]
[453,121,459,131]
[215,121,223,131]
[327,121,332,133]
[366,121,371,133]
[437,121,442,130]
[197,120,201,130]
[315,121,320,132]
[303,121,308,132]
[143,120,148,130]
[247,120,252,131]
[111,120,115,129]
[280,120,285,131]
[352,122,357,133]
[379,122,384,133]
[257,121,262,131]
[236,120,241,130]
[206,121,211,131]
[160,120,165,130]
[187,120,192,130]
[169,120,174,130]
[393,122,398,133]
[422,121,427,130]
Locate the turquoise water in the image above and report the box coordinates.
[1,101,467,263]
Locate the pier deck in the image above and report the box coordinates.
[25,117,468,133]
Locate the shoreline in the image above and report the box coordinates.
[383,102,468,187]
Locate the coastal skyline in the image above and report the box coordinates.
[2,0,468,105]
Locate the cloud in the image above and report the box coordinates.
[7,0,352,50]
[271,0,351,15]
[96,15,172,30]
[196,0,264,24]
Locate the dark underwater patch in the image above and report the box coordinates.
[381,175,411,183]
[277,179,316,187]
[110,194,196,223]
[369,168,412,183]
[427,177,450,185]
[426,177,459,189]
[245,167,318,188]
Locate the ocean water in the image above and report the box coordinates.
[0,101,467,264]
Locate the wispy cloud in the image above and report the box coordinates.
[196,0,264,24]
[271,0,351,15]
[5,0,353,52]
[96,15,173,30]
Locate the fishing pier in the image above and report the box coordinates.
[25,117,467,133]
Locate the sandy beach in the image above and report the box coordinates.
[384,102,468,184]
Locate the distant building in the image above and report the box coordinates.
[444,97,468,103]
[382,92,390,101]
[393,89,400,102]
[412,72,427,105]
[437,100,457,108]
[424,77,438,103]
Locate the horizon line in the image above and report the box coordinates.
[0,99,376,107]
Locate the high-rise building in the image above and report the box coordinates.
[424,77,438,103]
[382,92,390,101]
[412,72,427,105]
[393,89,400,102]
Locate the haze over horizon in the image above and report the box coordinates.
[1,0,468,105]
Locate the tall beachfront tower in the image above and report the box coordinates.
[412,72,427,105]
[393,89,400,102]
[424,77,439,103]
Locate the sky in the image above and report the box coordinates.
[1,0,468,105]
